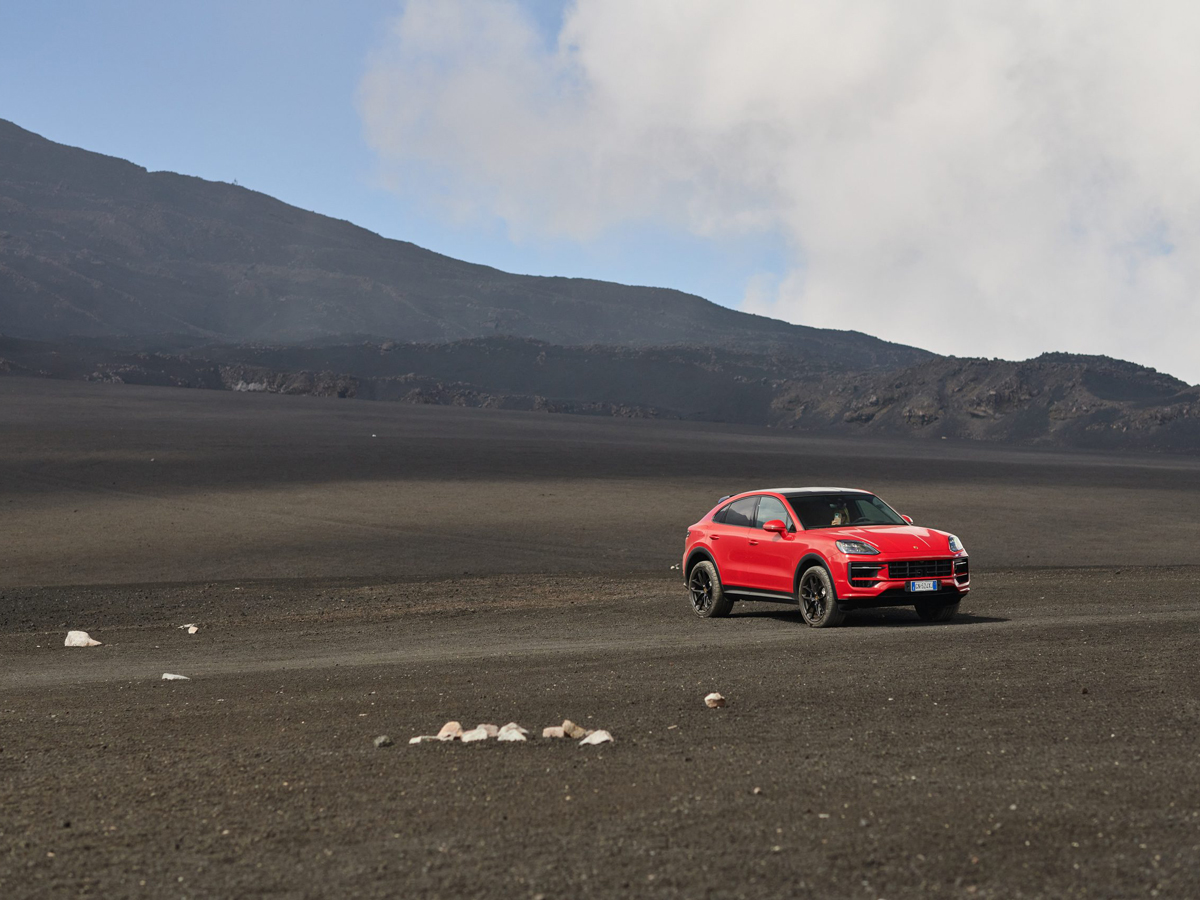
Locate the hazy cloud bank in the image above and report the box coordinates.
[360,1,1200,384]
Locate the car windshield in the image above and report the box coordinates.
[786,493,906,529]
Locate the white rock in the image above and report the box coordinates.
[498,722,528,736]
[161,673,191,681]
[409,735,439,744]
[373,735,394,748]
[64,630,101,648]
[561,719,588,739]
[179,623,199,635]
[579,730,613,746]
[437,721,463,741]
[542,726,566,739]
[461,727,490,743]
[479,723,500,737]
[704,692,726,708]
[496,729,527,742]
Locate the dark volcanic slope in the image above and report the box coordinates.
[4,334,1197,451]
[0,119,925,369]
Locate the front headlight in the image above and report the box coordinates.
[836,540,879,555]
[948,534,965,553]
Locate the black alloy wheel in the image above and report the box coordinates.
[687,560,732,618]
[798,566,845,628]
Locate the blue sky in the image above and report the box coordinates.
[0,0,782,311]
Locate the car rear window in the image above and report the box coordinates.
[723,496,758,528]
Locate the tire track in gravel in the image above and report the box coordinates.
[6,590,1199,690]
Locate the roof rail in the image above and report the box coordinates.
[717,495,732,504]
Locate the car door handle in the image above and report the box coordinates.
[748,539,759,546]
[711,534,720,540]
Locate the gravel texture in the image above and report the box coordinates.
[2,380,1199,898]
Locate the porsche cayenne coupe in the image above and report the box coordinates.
[682,487,969,627]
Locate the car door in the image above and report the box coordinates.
[746,494,800,593]
[709,495,758,587]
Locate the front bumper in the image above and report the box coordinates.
[836,555,970,608]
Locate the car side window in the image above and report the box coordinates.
[712,504,729,523]
[755,495,792,530]
[723,496,758,528]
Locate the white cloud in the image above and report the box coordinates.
[360,0,1200,384]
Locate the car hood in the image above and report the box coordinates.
[826,525,955,557]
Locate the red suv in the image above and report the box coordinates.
[683,487,969,627]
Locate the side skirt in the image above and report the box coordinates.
[724,586,798,605]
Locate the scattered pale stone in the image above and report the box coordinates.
[461,727,490,743]
[64,631,101,648]
[497,729,527,742]
[562,720,588,739]
[479,724,500,737]
[179,623,199,634]
[704,692,726,708]
[373,735,394,748]
[437,721,464,741]
[408,735,439,744]
[542,726,566,739]
[161,673,190,681]
[499,722,528,736]
[752,787,763,795]
[579,730,613,746]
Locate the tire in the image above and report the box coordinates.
[797,566,845,628]
[915,600,960,623]
[687,560,733,618]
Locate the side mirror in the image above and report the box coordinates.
[901,515,913,525]
[763,520,787,535]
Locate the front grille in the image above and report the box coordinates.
[886,559,953,579]
[848,561,885,587]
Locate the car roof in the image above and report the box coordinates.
[761,487,871,496]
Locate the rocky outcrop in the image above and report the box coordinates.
[771,354,1198,450]
[218,365,358,399]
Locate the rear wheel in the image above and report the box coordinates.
[915,600,960,622]
[687,560,733,618]
[797,566,845,628]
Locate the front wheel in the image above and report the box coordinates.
[915,600,960,623]
[687,560,733,618]
[797,566,845,628]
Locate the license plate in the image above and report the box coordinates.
[908,579,938,593]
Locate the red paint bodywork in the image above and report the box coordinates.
[682,489,970,609]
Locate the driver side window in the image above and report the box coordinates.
[755,495,792,530]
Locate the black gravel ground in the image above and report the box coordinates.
[2,380,1199,898]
